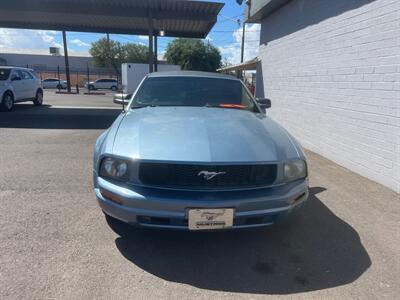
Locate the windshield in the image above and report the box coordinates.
[132,76,258,112]
[0,69,11,81]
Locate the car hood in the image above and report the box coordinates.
[111,107,300,163]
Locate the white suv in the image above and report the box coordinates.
[42,78,68,89]
[0,67,43,111]
[85,78,120,91]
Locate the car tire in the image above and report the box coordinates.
[33,90,43,106]
[56,84,63,90]
[111,85,118,91]
[88,85,95,91]
[0,92,14,112]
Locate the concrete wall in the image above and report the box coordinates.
[257,0,400,192]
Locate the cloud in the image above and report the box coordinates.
[70,38,90,47]
[0,47,91,57]
[158,49,166,61]
[138,35,148,40]
[0,29,63,49]
[218,23,260,64]
[0,29,91,56]
[205,34,213,42]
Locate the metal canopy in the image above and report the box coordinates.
[217,58,259,73]
[0,0,224,38]
[246,0,290,23]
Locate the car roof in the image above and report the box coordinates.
[0,66,33,71]
[147,71,239,81]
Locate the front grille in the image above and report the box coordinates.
[136,215,276,228]
[138,163,277,190]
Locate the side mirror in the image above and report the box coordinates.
[113,93,132,105]
[256,98,271,112]
[11,76,21,81]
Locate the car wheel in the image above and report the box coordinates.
[33,90,43,106]
[0,92,14,112]
[111,85,118,91]
[88,85,95,91]
[56,84,63,90]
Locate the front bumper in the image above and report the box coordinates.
[94,173,309,230]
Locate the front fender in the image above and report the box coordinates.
[93,130,108,168]
[93,112,126,171]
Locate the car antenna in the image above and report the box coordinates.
[122,92,125,113]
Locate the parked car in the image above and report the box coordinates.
[93,71,309,231]
[85,78,120,91]
[0,66,43,111]
[42,78,68,89]
[113,92,132,105]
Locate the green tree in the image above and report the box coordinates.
[165,38,221,72]
[90,38,123,72]
[89,38,149,72]
[124,43,149,64]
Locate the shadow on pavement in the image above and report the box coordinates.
[109,187,371,295]
[0,104,120,130]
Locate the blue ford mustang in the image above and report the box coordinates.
[93,71,308,230]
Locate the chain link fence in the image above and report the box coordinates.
[18,64,120,88]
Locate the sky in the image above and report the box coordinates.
[0,1,260,64]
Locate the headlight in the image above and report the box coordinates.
[99,157,129,180]
[284,159,307,182]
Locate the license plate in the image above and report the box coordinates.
[188,208,234,230]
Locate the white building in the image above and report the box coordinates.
[248,0,399,192]
[0,50,93,71]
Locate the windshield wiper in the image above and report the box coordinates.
[131,104,194,109]
[130,104,158,109]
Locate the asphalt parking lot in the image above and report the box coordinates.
[0,91,399,299]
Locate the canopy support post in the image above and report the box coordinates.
[148,13,154,73]
[62,30,71,92]
[154,34,158,72]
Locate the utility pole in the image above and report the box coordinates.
[239,1,252,63]
[240,21,246,63]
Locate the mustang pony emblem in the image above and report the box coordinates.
[201,212,224,221]
[198,171,226,180]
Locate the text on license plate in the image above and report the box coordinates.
[188,208,234,230]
